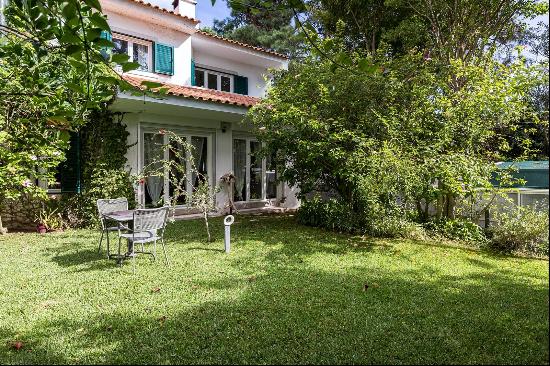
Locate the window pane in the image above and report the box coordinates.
[196,70,205,87]
[169,138,187,205]
[112,38,128,55]
[49,168,62,190]
[191,136,208,191]
[133,43,149,71]
[233,139,247,202]
[208,73,218,90]
[221,76,231,92]
[250,141,262,200]
[143,133,164,207]
[266,153,277,199]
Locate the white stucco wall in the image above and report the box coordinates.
[114,96,300,212]
[193,50,272,98]
[104,11,193,86]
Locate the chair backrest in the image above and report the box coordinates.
[97,198,128,216]
[133,206,169,232]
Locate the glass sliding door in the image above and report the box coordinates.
[143,132,165,207]
[191,136,208,190]
[142,130,211,207]
[249,141,262,200]
[168,138,186,205]
[233,139,247,202]
[266,153,277,199]
[233,138,276,202]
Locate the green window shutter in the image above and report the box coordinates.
[100,31,112,59]
[191,58,196,86]
[60,132,81,193]
[234,75,248,95]
[154,43,174,75]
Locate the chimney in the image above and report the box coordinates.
[173,0,196,19]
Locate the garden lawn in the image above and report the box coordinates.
[0,214,548,364]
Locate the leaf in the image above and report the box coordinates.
[121,62,140,72]
[89,13,110,31]
[86,27,102,42]
[62,2,77,20]
[335,52,352,66]
[83,0,102,11]
[9,341,24,351]
[65,82,82,93]
[110,53,130,64]
[98,76,120,85]
[94,38,113,48]
[141,81,164,89]
[68,59,87,72]
[60,31,81,44]
[65,44,83,56]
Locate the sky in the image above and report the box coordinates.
[151,0,231,28]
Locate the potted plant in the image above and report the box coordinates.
[35,206,64,233]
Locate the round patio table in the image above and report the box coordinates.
[103,210,135,263]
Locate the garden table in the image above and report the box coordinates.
[103,210,135,262]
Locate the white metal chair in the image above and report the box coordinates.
[117,206,170,272]
[97,198,128,258]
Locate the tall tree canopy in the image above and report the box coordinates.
[210,0,301,56]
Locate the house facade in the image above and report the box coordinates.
[100,0,299,213]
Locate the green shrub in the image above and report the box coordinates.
[487,205,549,256]
[423,218,487,245]
[297,196,422,238]
[60,166,136,228]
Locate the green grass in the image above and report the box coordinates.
[0,214,548,364]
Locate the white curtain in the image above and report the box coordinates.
[144,133,164,205]
[191,136,206,187]
[233,139,246,201]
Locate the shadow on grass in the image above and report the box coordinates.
[5,214,544,364]
[2,247,548,364]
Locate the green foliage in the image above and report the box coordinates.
[423,218,487,245]
[251,45,540,237]
[297,195,422,238]
[59,110,136,228]
[35,201,66,232]
[487,204,549,256]
[212,0,301,56]
[64,165,136,227]
[0,0,139,232]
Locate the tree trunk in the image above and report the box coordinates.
[203,211,211,242]
[445,194,456,219]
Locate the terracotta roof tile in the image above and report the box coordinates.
[125,0,200,24]
[123,74,260,108]
[196,31,289,59]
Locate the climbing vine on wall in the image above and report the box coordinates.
[61,108,137,227]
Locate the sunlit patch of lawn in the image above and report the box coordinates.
[0,214,548,364]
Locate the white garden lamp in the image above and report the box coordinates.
[224,215,235,253]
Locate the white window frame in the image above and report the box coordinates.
[195,67,234,93]
[233,137,275,202]
[140,129,213,208]
[35,167,62,194]
[112,33,153,73]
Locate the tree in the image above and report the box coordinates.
[211,0,301,56]
[0,0,161,232]
[249,44,540,231]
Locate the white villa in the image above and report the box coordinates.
[100,0,298,213]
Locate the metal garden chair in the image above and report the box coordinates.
[97,198,128,258]
[117,206,170,272]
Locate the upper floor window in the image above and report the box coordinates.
[195,67,233,93]
[112,33,152,72]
